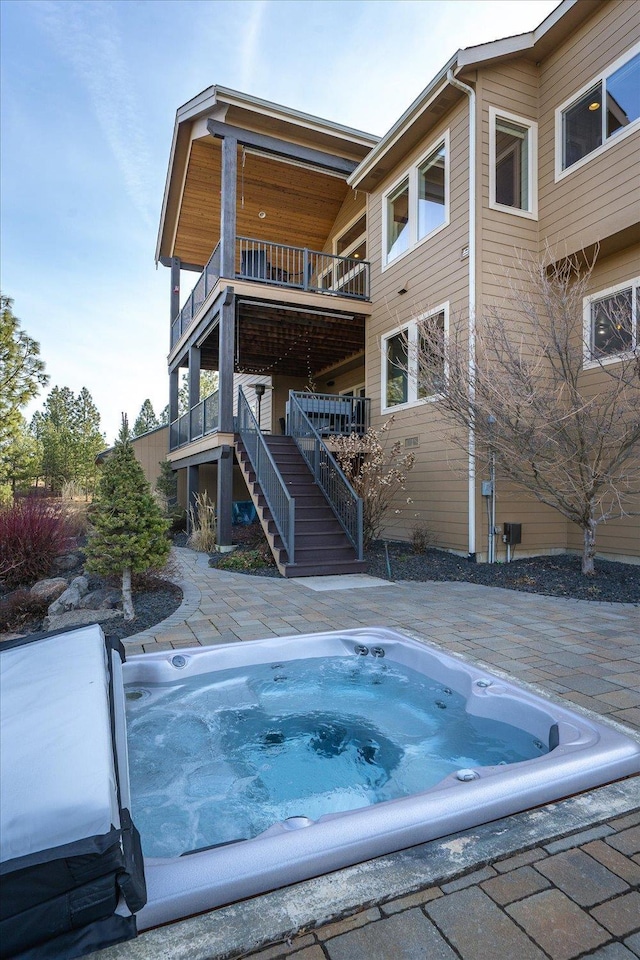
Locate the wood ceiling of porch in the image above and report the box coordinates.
[174,138,349,267]
[200,301,365,377]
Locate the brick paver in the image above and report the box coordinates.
[506,889,610,960]
[534,848,630,906]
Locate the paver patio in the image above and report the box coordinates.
[97,547,640,960]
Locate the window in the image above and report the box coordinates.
[583,278,638,364]
[489,108,538,218]
[321,213,368,296]
[557,44,640,177]
[382,133,449,266]
[382,306,447,411]
[386,180,410,261]
[417,144,446,239]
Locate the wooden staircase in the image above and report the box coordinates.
[235,434,367,578]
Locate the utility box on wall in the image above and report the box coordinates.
[502,522,522,546]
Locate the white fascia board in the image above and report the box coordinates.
[348,53,458,189]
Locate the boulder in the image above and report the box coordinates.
[47,576,90,615]
[52,553,82,573]
[30,578,68,603]
[43,609,122,632]
[78,589,122,611]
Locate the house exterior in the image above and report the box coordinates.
[156,0,640,573]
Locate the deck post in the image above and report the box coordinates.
[169,368,179,450]
[220,135,237,279]
[170,257,181,325]
[186,464,199,533]
[188,344,201,440]
[216,445,233,548]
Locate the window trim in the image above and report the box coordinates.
[381,303,449,414]
[582,276,639,368]
[555,41,640,182]
[381,131,450,270]
[488,107,538,220]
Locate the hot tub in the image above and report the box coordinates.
[122,628,640,930]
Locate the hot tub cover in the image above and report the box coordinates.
[0,625,145,959]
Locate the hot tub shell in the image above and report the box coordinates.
[123,628,640,930]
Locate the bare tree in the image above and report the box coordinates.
[412,250,640,575]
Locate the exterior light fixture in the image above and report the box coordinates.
[588,101,600,111]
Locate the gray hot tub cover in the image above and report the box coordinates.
[0,625,145,959]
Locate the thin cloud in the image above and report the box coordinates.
[240,0,268,91]
[32,0,155,228]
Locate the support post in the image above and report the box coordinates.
[169,368,179,449]
[186,464,199,533]
[188,346,201,410]
[216,446,233,548]
[170,257,181,324]
[218,287,235,434]
[220,136,237,279]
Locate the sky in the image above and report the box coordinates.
[1,0,559,444]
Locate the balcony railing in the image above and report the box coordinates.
[289,391,370,436]
[170,389,219,450]
[170,237,370,348]
[171,244,220,348]
[236,238,369,300]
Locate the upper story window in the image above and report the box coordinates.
[382,305,447,411]
[383,133,449,268]
[489,107,538,219]
[556,44,640,178]
[583,277,638,366]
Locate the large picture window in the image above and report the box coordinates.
[557,45,640,177]
[382,133,449,267]
[382,306,447,411]
[489,108,537,218]
[583,278,638,365]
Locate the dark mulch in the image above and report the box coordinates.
[365,541,640,604]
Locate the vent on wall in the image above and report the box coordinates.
[405,436,419,448]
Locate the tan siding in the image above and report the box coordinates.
[538,0,640,254]
[233,373,272,429]
[363,99,471,553]
[131,427,169,489]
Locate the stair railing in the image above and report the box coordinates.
[237,388,295,564]
[288,391,363,560]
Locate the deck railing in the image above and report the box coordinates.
[170,238,370,349]
[288,391,363,560]
[170,389,219,450]
[236,237,369,300]
[171,244,220,348]
[237,387,295,563]
[289,391,370,436]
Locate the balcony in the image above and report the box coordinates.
[170,390,219,451]
[169,389,370,452]
[171,238,370,348]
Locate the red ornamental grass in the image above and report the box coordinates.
[0,499,72,589]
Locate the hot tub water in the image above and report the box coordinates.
[126,654,547,859]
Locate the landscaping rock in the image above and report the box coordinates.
[47,575,90,615]
[30,578,69,602]
[52,553,82,573]
[77,588,121,611]
[43,609,122,632]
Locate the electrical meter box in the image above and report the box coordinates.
[502,522,522,545]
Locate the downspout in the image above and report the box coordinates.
[447,67,477,560]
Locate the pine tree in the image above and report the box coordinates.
[0,294,48,455]
[132,399,160,437]
[85,416,170,620]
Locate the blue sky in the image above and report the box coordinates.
[1,0,558,443]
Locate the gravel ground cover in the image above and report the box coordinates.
[365,541,640,604]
